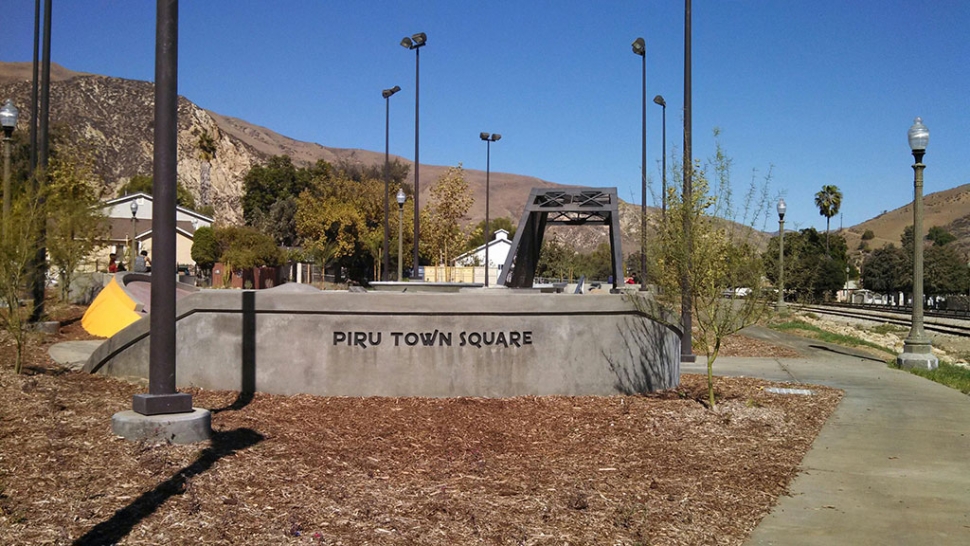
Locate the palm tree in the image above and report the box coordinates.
[814,184,842,254]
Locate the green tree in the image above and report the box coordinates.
[927,225,956,247]
[765,227,848,302]
[190,226,219,277]
[0,192,46,373]
[862,229,875,241]
[215,225,285,271]
[572,242,614,281]
[925,244,968,295]
[814,184,842,254]
[861,244,908,295]
[243,156,324,246]
[422,164,473,272]
[652,135,773,407]
[536,235,576,282]
[295,167,386,280]
[46,152,108,301]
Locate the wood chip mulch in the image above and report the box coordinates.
[0,307,841,545]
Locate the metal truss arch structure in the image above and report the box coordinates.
[499,187,623,290]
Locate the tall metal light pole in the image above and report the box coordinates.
[397,188,406,281]
[653,95,666,218]
[681,0,695,363]
[776,198,787,314]
[898,117,937,370]
[632,37,647,291]
[400,32,426,279]
[480,133,501,287]
[138,0,194,416]
[30,0,52,324]
[112,0,210,445]
[0,99,18,234]
[381,85,401,281]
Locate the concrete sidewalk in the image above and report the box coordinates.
[682,327,970,545]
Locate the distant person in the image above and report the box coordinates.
[134,250,151,273]
[108,253,118,273]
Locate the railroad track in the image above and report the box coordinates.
[796,304,970,338]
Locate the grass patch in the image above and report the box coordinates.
[869,323,908,335]
[905,363,970,395]
[770,320,896,356]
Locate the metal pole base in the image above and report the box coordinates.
[112,408,212,444]
[897,340,939,370]
[133,392,194,415]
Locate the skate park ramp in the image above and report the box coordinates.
[81,273,199,338]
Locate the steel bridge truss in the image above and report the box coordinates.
[498,187,623,290]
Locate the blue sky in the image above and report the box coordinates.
[3,1,969,232]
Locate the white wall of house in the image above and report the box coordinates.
[452,229,512,285]
[96,192,213,271]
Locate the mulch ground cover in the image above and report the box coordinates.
[0,307,840,545]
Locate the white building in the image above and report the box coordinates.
[99,192,214,270]
[453,229,513,283]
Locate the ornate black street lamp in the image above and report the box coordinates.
[382,85,401,281]
[1,98,19,232]
[130,199,139,267]
[400,32,426,278]
[776,198,786,313]
[898,117,937,370]
[480,132,501,287]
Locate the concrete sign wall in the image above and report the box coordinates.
[85,286,681,397]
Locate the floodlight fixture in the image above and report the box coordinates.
[632,37,645,56]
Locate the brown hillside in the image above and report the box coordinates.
[0,61,89,85]
[844,184,970,260]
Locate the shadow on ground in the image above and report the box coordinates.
[72,428,264,546]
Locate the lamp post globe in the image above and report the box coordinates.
[1,98,19,231]
[0,99,18,135]
[776,198,786,313]
[898,117,938,370]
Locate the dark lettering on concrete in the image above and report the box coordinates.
[334,330,533,350]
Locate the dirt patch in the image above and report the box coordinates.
[0,307,840,545]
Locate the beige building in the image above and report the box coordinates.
[98,192,214,271]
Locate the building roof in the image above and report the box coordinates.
[102,192,214,242]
